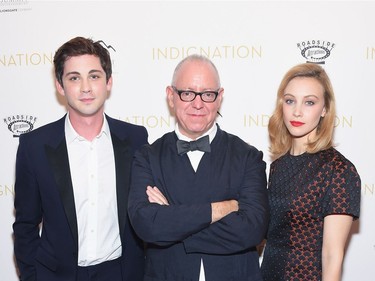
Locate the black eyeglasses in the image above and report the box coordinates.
[171,86,220,103]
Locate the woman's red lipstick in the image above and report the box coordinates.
[290,121,305,127]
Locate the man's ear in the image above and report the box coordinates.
[216,87,224,108]
[106,76,113,92]
[55,80,65,96]
[166,86,175,109]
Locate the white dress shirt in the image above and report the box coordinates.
[175,123,217,281]
[65,114,121,266]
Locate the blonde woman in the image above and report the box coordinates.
[261,63,361,281]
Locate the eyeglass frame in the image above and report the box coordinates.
[171,86,221,103]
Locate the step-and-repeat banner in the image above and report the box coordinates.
[1,1,374,280]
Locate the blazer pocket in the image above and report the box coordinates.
[35,246,58,272]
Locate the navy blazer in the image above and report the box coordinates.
[128,126,269,281]
[13,115,148,281]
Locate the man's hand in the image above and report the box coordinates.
[211,200,239,223]
[146,186,169,206]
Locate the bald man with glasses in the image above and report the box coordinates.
[128,54,269,281]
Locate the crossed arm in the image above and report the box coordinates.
[146,186,239,224]
[128,147,269,254]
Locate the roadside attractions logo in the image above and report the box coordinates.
[96,40,116,53]
[297,40,335,64]
[96,39,117,73]
[4,115,37,137]
[0,0,31,13]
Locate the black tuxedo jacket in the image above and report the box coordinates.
[13,115,148,281]
[128,126,269,281]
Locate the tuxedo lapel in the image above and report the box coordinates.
[111,133,132,236]
[45,140,79,250]
[41,115,133,251]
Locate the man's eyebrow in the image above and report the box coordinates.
[65,69,104,76]
[65,71,80,76]
[89,69,104,74]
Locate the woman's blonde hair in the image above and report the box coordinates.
[268,63,336,160]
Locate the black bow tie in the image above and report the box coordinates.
[176,135,211,155]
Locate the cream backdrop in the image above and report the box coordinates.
[1,0,374,280]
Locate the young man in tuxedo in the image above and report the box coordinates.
[13,37,147,281]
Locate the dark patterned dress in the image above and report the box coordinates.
[260,148,361,281]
